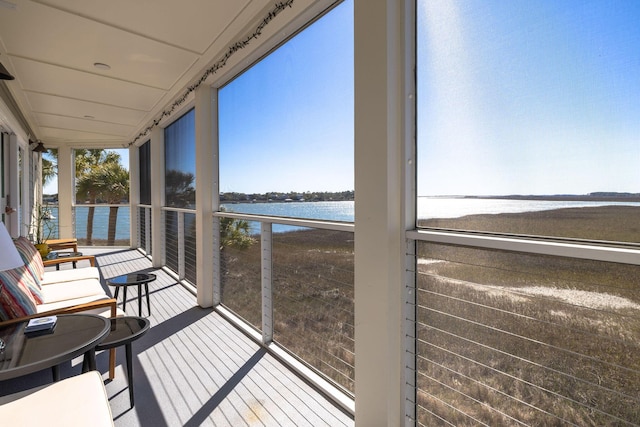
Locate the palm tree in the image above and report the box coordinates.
[76,168,100,245]
[41,149,57,189]
[165,169,195,208]
[75,149,128,245]
[219,207,254,250]
[92,162,129,245]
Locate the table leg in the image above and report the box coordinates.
[145,282,151,315]
[126,343,134,407]
[114,286,120,300]
[122,286,128,312]
[83,348,97,372]
[137,284,142,316]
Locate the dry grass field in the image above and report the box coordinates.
[416,206,640,425]
[221,227,355,393]
[218,205,639,424]
[421,205,640,244]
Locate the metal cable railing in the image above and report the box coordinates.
[271,227,355,393]
[138,206,150,254]
[220,220,262,330]
[215,213,356,395]
[411,241,640,426]
[183,212,197,285]
[164,210,179,274]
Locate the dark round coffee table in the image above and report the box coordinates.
[46,251,83,269]
[0,314,110,381]
[96,316,150,407]
[107,272,156,316]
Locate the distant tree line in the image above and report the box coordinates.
[220,190,354,203]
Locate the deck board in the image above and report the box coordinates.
[1,248,353,427]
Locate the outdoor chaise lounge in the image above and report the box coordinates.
[0,235,124,378]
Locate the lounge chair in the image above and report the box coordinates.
[0,237,124,378]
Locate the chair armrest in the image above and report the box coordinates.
[44,238,78,252]
[43,255,96,268]
[0,298,117,327]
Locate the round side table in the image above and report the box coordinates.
[0,314,109,382]
[96,316,150,407]
[107,272,156,316]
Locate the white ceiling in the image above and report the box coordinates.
[0,0,332,148]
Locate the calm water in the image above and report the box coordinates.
[225,198,640,221]
[47,206,130,240]
[47,198,640,238]
[225,198,640,233]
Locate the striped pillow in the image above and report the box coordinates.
[13,236,45,285]
[0,265,39,321]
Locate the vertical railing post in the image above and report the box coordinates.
[145,207,151,254]
[262,222,273,344]
[128,145,139,249]
[160,209,167,267]
[212,216,221,305]
[178,211,185,280]
[138,206,142,251]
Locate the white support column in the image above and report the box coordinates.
[7,134,19,236]
[23,144,33,237]
[211,90,221,306]
[354,0,409,425]
[56,145,74,239]
[30,150,40,238]
[129,145,139,248]
[150,126,164,268]
[19,138,31,237]
[195,85,215,308]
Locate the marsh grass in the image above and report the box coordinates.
[221,206,640,423]
[420,205,640,244]
[272,229,355,391]
[220,221,263,330]
[221,227,355,393]
[416,206,640,425]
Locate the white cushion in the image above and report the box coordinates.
[41,267,100,285]
[37,294,125,317]
[37,294,109,312]
[0,371,114,427]
[40,278,106,303]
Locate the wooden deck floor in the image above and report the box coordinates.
[1,248,354,427]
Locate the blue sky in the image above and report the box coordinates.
[45,0,639,198]
[221,0,639,196]
[417,0,640,196]
[218,0,354,194]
